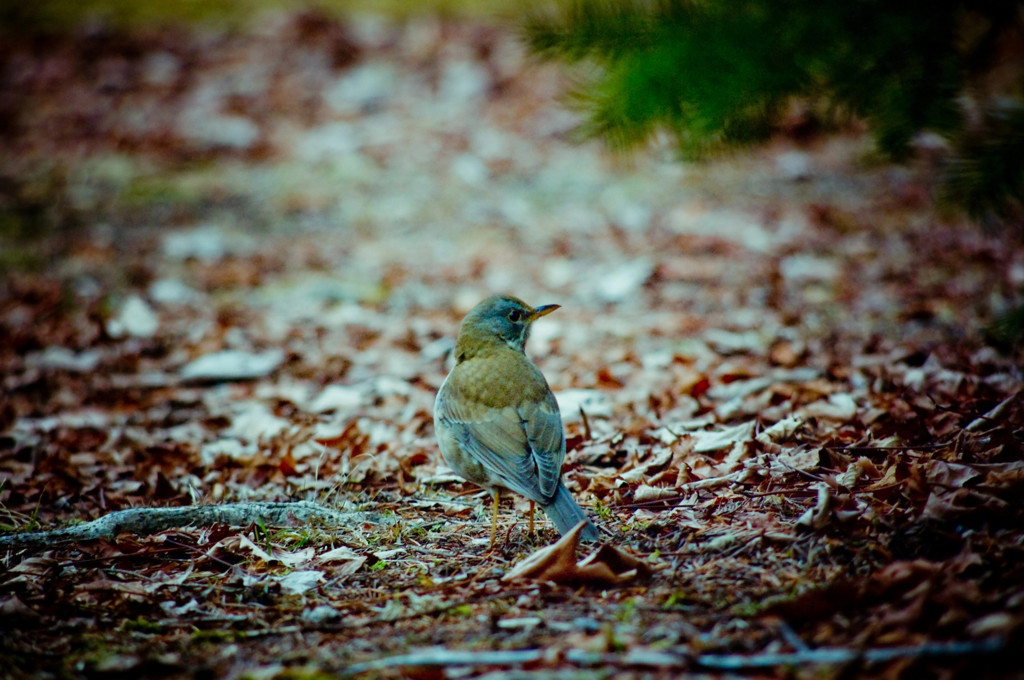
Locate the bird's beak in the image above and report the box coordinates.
[529,304,560,320]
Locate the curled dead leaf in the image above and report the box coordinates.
[0,595,40,621]
[838,456,880,489]
[633,484,679,502]
[922,487,1009,522]
[502,521,651,586]
[801,393,858,421]
[755,415,802,446]
[796,484,832,530]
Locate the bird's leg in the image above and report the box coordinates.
[489,488,500,549]
[528,500,535,537]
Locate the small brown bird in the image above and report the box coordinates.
[434,295,599,546]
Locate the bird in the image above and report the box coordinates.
[434,294,599,547]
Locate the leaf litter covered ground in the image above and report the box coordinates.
[2,9,1024,679]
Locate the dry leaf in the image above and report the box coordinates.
[690,421,756,453]
[633,484,679,502]
[277,570,324,595]
[233,534,275,562]
[755,415,802,445]
[502,522,651,586]
[838,457,880,488]
[797,484,832,530]
[802,393,858,421]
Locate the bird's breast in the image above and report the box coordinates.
[446,350,551,411]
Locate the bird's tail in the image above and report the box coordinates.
[542,483,599,542]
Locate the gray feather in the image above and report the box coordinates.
[542,483,599,542]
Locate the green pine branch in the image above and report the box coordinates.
[521,0,1024,225]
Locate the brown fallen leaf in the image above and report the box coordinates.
[502,521,652,586]
[316,546,368,575]
[0,595,40,622]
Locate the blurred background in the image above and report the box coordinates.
[3,6,1024,674]
[1,0,1022,347]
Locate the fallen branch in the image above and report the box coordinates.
[343,648,543,675]
[691,637,1004,670]
[341,638,1004,676]
[0,501,379,550]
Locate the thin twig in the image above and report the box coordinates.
[578,405,592,441]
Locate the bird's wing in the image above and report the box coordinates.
[436,377,564,504]
[516,391,565,499]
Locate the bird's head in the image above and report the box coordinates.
[455,295,559,358]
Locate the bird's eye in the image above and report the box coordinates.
[507,309,523,323]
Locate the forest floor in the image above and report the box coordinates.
[1,9,1023,680]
